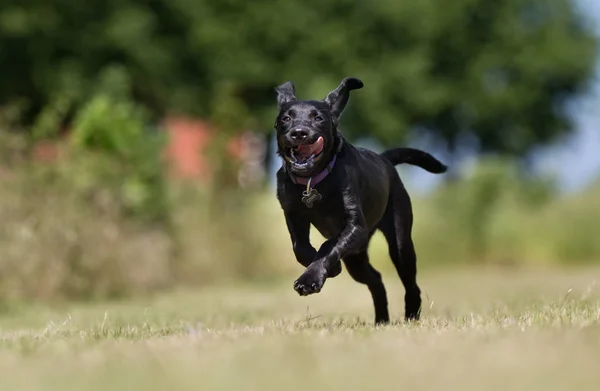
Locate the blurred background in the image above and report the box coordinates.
[0,0,599,302]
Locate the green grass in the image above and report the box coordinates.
[0,267,599,391]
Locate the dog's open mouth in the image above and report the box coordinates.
[285,136,325,170]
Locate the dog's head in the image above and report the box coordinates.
[274,77,363,176]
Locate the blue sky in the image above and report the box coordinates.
[269,1,600,194]
[542,0,600,192]
[404,0,600,194]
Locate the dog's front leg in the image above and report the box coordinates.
[285,211,343,276]
[284,211,317,268]
[293,193,368,296]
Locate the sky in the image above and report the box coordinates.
[540,0,600,193]
[269,0,600,194]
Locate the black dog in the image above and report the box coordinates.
[273,77,447,324]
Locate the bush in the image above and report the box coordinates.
[410,158,599,267]
[70,67,170,224]
[0,162,174,300]
[1,132,599,302]
[0,77,177,300]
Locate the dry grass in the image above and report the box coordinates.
[0,267,599,391]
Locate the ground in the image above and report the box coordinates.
[0,267,599,391]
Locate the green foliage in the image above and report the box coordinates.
[0,161,175,300]
[411,160,600,267]
[1,153,600,301]
[30,93,73,141]
[0,0,597,158]
[69,68,170,223]
[0,0,599,301]
[428,158,556,260]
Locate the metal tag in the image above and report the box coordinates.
[301,187,322,208]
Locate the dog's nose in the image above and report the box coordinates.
[290,129,309,141]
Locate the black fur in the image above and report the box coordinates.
[273,77,448,324]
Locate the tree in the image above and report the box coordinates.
[0,0,597,162]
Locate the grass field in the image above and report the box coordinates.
[0,267,599,391]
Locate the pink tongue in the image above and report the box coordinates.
[296,137,324,159]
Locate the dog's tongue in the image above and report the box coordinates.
[295,136,324,159]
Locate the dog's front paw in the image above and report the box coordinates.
[294,265,327,296]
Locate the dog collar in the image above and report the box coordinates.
[288,155,337,186]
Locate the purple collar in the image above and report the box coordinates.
[288,155,337,186]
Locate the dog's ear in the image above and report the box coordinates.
[275,81,296,108]
[322,77,363,119]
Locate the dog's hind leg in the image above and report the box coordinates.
[343,250,389,325]
[378,185,422,321]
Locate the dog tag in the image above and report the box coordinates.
[300,177,323,208]
[301,188,322,208]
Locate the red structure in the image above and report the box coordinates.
[162,116,246,182]
[27,116,247,184]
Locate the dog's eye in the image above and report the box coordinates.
[281,115,291,123]
[314,115,324,122]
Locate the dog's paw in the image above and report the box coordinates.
[293,266,327,296]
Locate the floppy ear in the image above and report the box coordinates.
[323,77,363,119]
[275,81,296,108]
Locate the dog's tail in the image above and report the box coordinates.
[380,147,448,174]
